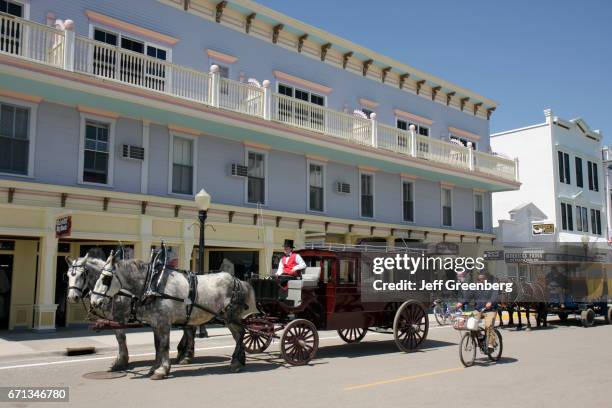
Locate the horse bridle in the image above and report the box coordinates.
[91,259,137,300]
[67,258,92,298]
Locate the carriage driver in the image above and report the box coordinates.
[275,239,306,287]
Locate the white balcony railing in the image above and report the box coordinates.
[0,13,64,68]
[271,93,372,146]
[0,16,519,184]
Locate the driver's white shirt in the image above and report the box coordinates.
[275,253,306,276]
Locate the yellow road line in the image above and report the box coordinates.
[344,367,464,391]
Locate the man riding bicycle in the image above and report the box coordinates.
[456,271,499,353]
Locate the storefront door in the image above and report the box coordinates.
[0,255,14,330]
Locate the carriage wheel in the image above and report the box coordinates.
[393,300,429,352]
[244,327,273,354]
[337,328,367,343]
[280,319,319,366]
[580,308,595,327]
[558,312,568,322]
[606,306,612,325]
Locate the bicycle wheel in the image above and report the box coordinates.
[487,329,503,361]
[434,305,446,326]
[459,332,476,367]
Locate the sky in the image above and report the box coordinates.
[256,0,612,143]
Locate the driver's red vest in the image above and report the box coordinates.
[281,253,299,276]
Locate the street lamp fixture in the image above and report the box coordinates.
[194,189,211,275]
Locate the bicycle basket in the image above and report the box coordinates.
[466,316,481,331]
[452,315,468,330]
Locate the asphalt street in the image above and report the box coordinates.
[0,316,610,408]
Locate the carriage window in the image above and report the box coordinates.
[304,257,331,282]
[338,259,356,284]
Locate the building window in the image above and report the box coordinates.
[576,206,588,232]
[402,181,414,222]
[558,151,570,184]
[450,135,477,150]
[92,28,168,91]
[560,203,573,231]
[277,83,325,128]
[308,162,324,212]
[83,120,110,184]
[442,187,452,227]
[247,151,265,204]
[0,103,29,175]
[594,209,602,235]
[360,173,374,218]
[587,161,599,191]
[396,119,429,136]
[575,157,583,188]
[361,108,374,119]
[171,136,194,195]
[474,193,484,230]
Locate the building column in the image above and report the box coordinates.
[180,220,196,271]
[344,233,355,245]
[260,226,275,277]
[134,215,153,261]
[33,210,59,331]
[386,236,395,249]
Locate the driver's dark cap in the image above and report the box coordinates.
[283,239,295,249]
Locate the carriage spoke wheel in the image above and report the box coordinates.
[393,300,429,352]
[281,319,319,366]
[337,327,367,343]
[244,327,273,354]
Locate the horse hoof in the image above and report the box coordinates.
[177,357,193,365]
[150,368,167,380]
[230,362,244,373]
[110,361,128,371]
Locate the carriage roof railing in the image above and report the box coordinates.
[303,242,425,253]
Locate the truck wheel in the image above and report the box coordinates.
[580,309,595,327]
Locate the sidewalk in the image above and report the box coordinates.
[0,325,232,360]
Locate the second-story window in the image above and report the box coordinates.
[83,120,110,184]
[450,135,477,150]
[587,161,599,191]
[591,209,602,235]
[576,205,588,232]
[171,136,194,195]
[0,102,29,176]
[247,151,265,204]
[277,83,325,129]
[560,202,573,231]
[92,28,168,91]
[360,173,374,218]
[474,193,484,230]
[575,157,583,188]
[558,151,570,184]
[396,119,429,136]
[402,181,414,222]
[308,163,324,212]
[442,187,452,227]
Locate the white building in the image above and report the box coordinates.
[601,146,612,239]
[492,109,606,244]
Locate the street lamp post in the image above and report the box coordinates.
[194,189,211,275]
[194,189,211,339]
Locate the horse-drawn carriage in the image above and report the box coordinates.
[242,245,430,365]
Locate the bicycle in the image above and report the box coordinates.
[454,310,503,367]
[433,299,458,326]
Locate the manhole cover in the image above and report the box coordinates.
[82,371,126,380]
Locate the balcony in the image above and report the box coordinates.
[0,15,519,184]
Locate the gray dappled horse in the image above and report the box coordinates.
[66,253,196,370]
[90,254,257,380]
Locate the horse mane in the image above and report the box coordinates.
[86,248,106,260]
